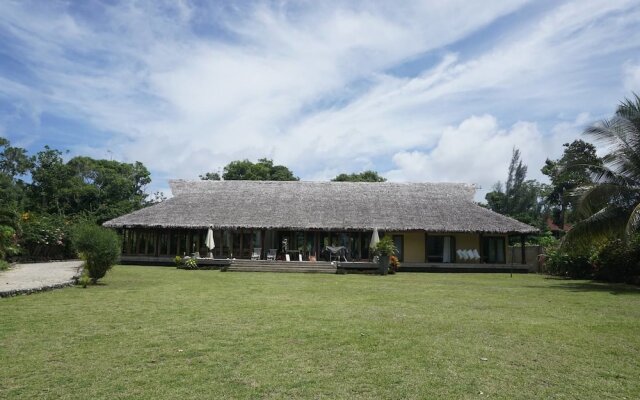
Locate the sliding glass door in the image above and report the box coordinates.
[482,237,506,263]
[426,235,455,263]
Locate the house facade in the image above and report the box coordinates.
[103,180,538,265]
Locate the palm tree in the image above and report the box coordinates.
[564,94,640,246]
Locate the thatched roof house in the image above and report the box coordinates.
[105,180,536,233]
[105,180,537,265]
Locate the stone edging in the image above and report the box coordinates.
[0,264,84,298]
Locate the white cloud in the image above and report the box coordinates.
[385,114,581,201]
[0,0,639,196]
[623,61,640,93]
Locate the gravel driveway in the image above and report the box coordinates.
[0,261,84,297]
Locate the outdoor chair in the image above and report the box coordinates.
[251,248,262,260]
[266,249,277,261]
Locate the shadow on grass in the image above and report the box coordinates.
[528,279,640,295]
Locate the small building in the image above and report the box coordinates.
[104,180,537,267]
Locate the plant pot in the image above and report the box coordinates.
[378,255,390,275]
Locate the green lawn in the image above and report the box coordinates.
[1,267,639,399]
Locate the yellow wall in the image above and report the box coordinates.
[386,232,509,263]
[453,233,480,252]
[403,231,425,263]
[386,231,424,263]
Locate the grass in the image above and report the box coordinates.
[1,266,639,399]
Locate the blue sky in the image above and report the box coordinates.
[1,0,639,199]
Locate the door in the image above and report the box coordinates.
[392,235,404,262]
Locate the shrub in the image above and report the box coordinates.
[174,255,183,268]
[72,223,120,283]
[543,247,593,279]
[0,225,19,260]
[0,259,9,271]
[177,257,198,270]
[592,237,640,283]
[389,255,400,274]
[374,236,398,257]
[19,213,76,261]
[78,269,91,288]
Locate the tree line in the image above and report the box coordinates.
[199,158,386,182]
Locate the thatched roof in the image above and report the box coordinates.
[103,180,538,234]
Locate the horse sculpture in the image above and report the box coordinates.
[321,245,349,262]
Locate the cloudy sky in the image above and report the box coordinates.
[1,0,639,199]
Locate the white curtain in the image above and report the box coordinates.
[443,236,451,263]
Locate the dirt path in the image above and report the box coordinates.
[0,261,84,297]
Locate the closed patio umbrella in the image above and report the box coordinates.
[369,228,380,250]
[206,226,215,258]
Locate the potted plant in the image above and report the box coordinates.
[374,236,398,275]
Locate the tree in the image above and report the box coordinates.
[565,94,640,245]
[0,137,33,180]
[199,172,221,180]
[222,158,298,181]
[332,170,387,182]
[0,138,33,210]
[485,182,507,214]
[29,149,152,222]
[541,140,602,229]
[28,146,69,215]
[485,148,546,225]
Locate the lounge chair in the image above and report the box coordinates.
[251,248,262,260]
[266,249,277,261]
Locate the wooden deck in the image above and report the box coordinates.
[400,262,530,273]
[119,256,531,274]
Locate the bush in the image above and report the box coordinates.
[19,213,76,261]
[0,259,9,271]
[543,246,593,279]
[374,236,398,257]
[72,223,120,283]
[78,269,91,288]
[0,225,19,260]
[389,255,400,274]
[177,257,198,270]
[592,237,640,284]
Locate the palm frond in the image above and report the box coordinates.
[562,206,628,248]
[574,183,627,218]
[584,117,634,150]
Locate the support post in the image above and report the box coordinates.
[520,235,526,265]
[261,229,266,260]
[424,232,428,263]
